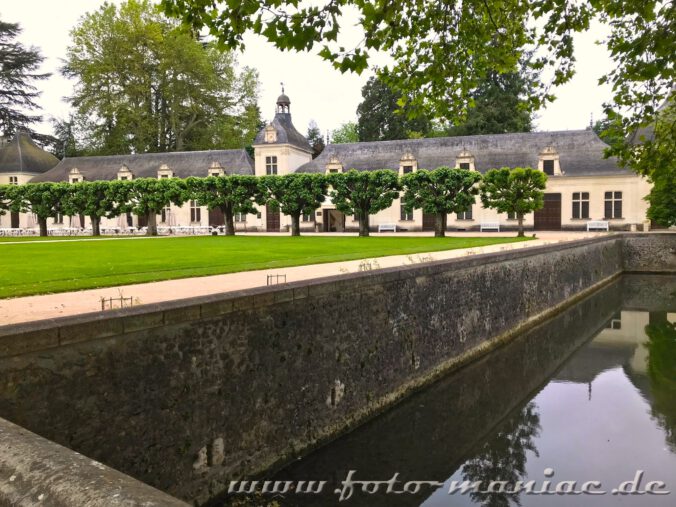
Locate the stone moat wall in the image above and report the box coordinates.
[0,233,673,505]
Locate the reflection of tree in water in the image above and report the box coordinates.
[645,319,676,452]
[460,402,541,507]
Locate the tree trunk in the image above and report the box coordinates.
[517,213,525,237]
[359,211,370,237]
[146,212,158,236]
[434,212,447,237]
[38,217,48,237]
[291,213,301,236]
[90,216,101,236]
[223,205,235,236]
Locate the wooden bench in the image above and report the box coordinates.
[586,220,609,231]
[378,224,397,233]
[480,221,500,232]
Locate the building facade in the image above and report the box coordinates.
[1,93,652,232]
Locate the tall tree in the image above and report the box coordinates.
[401,167,482,237]
[0,19,53,145]
[479,167,547,237]
[328,170,401,237]
[186,175,262,236]
[331,121,359,144]
[446,69,535,136]
[306,120,325,158]
[357,77,431,141]
[262,174,328,236]
[161,0,673,174]
[63,0,261,155]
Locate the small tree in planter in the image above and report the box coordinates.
[479,167,547,237]
[401,166,482,237]
[328,169,401,237]
[186,175,263,236]
[261,173,328,236]
[8,182,71,236]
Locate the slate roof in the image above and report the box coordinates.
[253,112,313,153]
[31,149,254,182]
[0,132,60,174]
[296,129,631,177]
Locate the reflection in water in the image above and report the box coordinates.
[645,320,676,452]
[460,402,540,507]
[220,276,676,507]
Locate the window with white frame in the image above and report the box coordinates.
[302,212,313,222]
[457,206,473,220]
[266,156,278,175]
[160,206,171,223]
[54,212,63,224]
[402,165,414,175]
[400,204,413,221]
[190,200,201,223]
[572,192,590,219]
[9,176,18,185]
[604,191,622,219]
[235,212,246,222]
[459,162,470,170]
[543,159,555,176]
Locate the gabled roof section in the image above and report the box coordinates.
[296,130,630,177]
[253,112,312,153]
[30,149,254,183]
[0,131,60,174]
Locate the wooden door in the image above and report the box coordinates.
[208,208,225,227]
[10,211,19,228]
[422,212,435,231]
[266,204,280,232]
[137,214,148,228]
[534,193,562,230]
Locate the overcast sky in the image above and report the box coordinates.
[2,1,615,140]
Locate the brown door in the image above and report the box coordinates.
[208,208,225,227]
[266,204,280,232]
[534,193,562,230]
[322,209,329,232]
[137,214,148,228]
[10,211,19,228]
[422,212,435,231]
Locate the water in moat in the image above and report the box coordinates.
[226,275,676,507]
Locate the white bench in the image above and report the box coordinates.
[587,220,609,231]
[480,221,500,232]
[378,224,397,233]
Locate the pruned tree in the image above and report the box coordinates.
[8,182,71,236]
[61,181,125,236]
[126,178,187,236]
[262,173,328,236]
[328,169,401,237]
[0,185,9,217]
[186,175,263,236]
[401,167,482,237]
[479,167,547,237]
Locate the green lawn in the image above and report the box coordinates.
[0,235,530,298]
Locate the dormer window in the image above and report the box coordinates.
[68,168,83,184]
[456,149,475,170]
[117,165,133,181]
[208,161,225,177]
[264,124,277,143]
[539,146,561,175]
[266,156,278,175]
[325,156,343,174]
[157,163,173,179]
[399,152,417,175]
